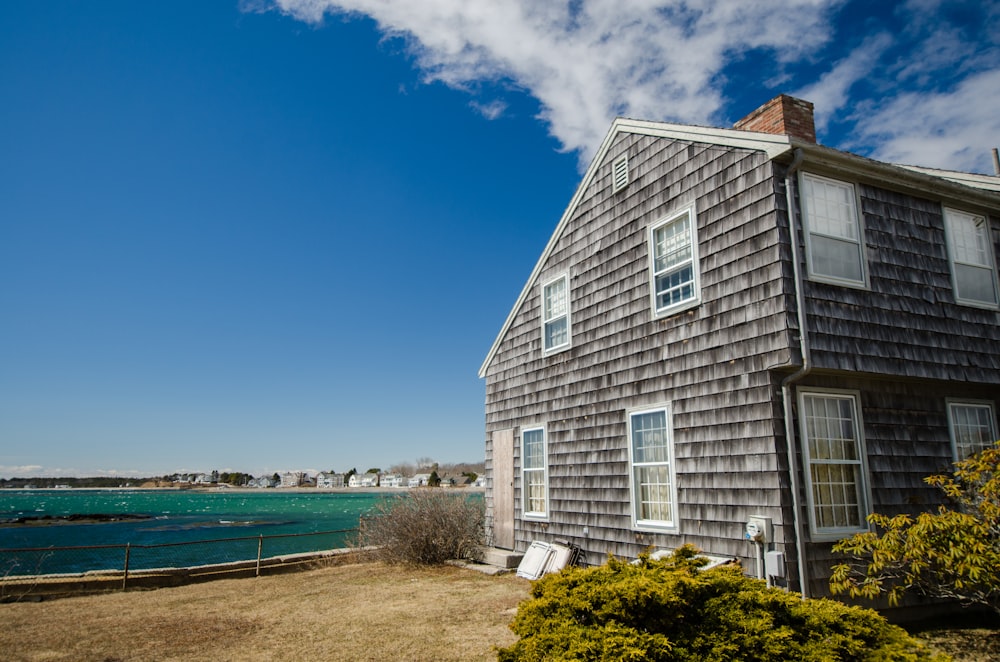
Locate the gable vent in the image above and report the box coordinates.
[613,155,629,191]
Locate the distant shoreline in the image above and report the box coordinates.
[3,485,486,494]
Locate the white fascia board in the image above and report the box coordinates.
[797,143,1000,207]
[894,165,1000,193]
[477,119,792,378]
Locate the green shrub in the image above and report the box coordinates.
[355,490,484,565]
[831,441,1000,614]
[498,545,945,661]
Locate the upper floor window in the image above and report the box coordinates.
[943,208,999,308]
[799,390,870,540]
[648,207,700,316]
[541,274,571,354]
[947,400,997,461]
[800,173,866,287]
[521,427,548,518]
[628,404,678,531]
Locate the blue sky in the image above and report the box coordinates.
[2,1,997,478]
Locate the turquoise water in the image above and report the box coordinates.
[0,489,394,575]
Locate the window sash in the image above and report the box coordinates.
[800,392,868,536]
[542,276,570,351]
[521,428,547,516]
[801,173,865,286]
[629,407,676,528]
[948,402,997,461]
[944,209,998,307]
[650,210,698,314]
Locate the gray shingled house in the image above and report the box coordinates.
[478,95,1000,600]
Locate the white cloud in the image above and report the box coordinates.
[853,68,1000,174]
[263,0,999,173]
[0,465,44,478]
[268,0,839,163]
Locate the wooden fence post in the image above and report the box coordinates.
[122,543,131,591]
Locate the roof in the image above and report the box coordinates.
[478,118,1000,378]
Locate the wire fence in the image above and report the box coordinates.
[0,528,359,601]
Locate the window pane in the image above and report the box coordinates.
[523,429,544,469]
[803,175,863,284]
[955,264,998,305]
[811,235,864,283]
[948,211,990,267]
[803,177,858,240]
[631,411,669,463]
[950,403,997,460]
[524,469,546,514]
[545,317,567,349]
[802,393,866,533]
[651,212,697,312]
[544,278,567,319]
[635,464,672,523]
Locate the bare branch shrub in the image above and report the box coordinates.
[356,490,485,565]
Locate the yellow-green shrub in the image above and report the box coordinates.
[498,545,944,661]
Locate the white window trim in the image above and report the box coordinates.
[799,172,868,289]
[541,273,572,355]
[613,154,630,191]
[942,207,1000,309]
[627,403,679,532]
[946,398,998,462]
[798,388,872,542]
[647,205,701,318]
[521,426,549,520]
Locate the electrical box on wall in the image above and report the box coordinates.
[765,550,786,578]
[744,516,773,543]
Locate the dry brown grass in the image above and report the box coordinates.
[0,561,530,662]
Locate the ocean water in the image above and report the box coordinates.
[0,489,394,576]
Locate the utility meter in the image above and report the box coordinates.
[744,516,772,543]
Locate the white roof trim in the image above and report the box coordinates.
[895,165,1000,193]
[477,119,792,378]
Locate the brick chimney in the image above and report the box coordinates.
[733,94,816,143]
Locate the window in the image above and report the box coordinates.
[947,400,997,461]
[649,207,700,316]
[943,208,999,308]
[541,274,570,353]
[800,173,866,286]
[521,427,547,518]
[628,405,678,530]
[613,155,629,191]
[799,390,870,538]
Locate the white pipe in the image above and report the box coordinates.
[780,148,811,598]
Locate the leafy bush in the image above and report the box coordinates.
[355,490,484,565]
[498,545,943,661]
[831,441,1000,614]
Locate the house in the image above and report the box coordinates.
[478,95,1000,602]
[316,472,345,489]
[380,474,404,488]
[408,474,431,488]
[349,472,380,488]
[280,471,304,488]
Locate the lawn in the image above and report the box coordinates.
[2,560,998,661]
[0,561,529,661]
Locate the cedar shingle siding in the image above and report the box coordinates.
[480,99,1000,603]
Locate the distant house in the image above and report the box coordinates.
[316,472,345,489]
[349,473,379,488]
[478,94,1000,602]
[249,475,276,489]
[408,474,431,488]
[280,472,304,488]
[380,474,404,488]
